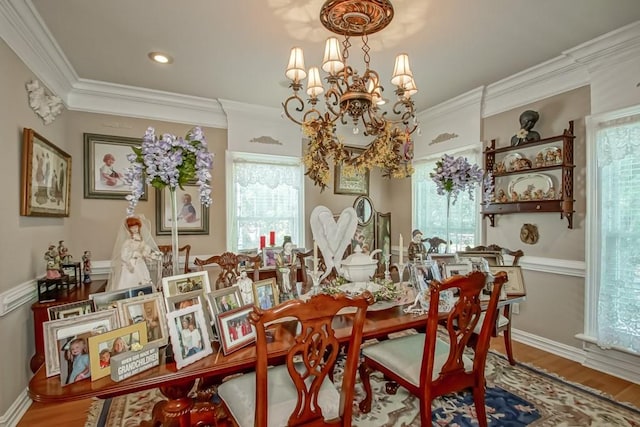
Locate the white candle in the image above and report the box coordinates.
[399,234,404,265]
[313,240,318,274]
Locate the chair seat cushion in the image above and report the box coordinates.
[472,312,510,334]
[361,333,472,387]
[218,363,340,427]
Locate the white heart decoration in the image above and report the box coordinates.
[309,205,358,280]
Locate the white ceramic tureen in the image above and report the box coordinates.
[340,245,382,283]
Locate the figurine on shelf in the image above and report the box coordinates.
[497,189,509,203]
[521,189,532,201]
[494,161,506,175]
[533,189,545,200]
[44,244,61,279]
[511,110,541,146]
[514,158,532,171]
[511,191,519,202]
[58,240,72,263]
[545,187,556,200]
[535,152,545,168]
[82,250,92,284]
[408,229,428,261]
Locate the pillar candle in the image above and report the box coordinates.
[313,241,318,274]
[399,234,404,264]
[259,235,266,249]
[269,231,275,246]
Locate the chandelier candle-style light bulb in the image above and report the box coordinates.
[322,37,345,75]
[282,0,419,190]
[391,53,413,87]
[286,47,306,83]
[306,67,324,97]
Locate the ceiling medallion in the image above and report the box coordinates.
[283,0,419,191]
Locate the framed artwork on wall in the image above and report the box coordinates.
[155,183,209,235]
[376,212,391,258]
[334,147,369,195]
[83,133,147,200]
[21,128,71,217]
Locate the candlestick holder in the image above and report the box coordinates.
[384,254,391,281]
[308,270,325,295]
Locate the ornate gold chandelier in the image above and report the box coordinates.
[283,0,419,190]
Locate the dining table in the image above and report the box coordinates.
[28,283,525,427]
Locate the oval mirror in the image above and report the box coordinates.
[353,196,373,225]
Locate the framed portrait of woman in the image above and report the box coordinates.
[156,183,209,235]
[166,305,213,369]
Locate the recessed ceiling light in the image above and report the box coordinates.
[148,52,173,64]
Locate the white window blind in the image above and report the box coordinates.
[228,153,304,252]
[594,115,640,353]
[412,149,482,251]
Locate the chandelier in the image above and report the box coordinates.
[282,0,419,190]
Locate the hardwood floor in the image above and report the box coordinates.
[18,338,640,426]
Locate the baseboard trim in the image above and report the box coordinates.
[512,328,639,384]
[0,388,31,427]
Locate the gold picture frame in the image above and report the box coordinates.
[252,278,279,310]
[87,322,148,380]
[21,128,72,217]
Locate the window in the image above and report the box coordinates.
[412,149,482,251]
[586,108,640,354]
[227,152,304,252]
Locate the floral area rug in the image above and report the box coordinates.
[85,348,640,427]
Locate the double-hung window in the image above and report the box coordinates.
[586,107,640,354]
[227,152,304,252]
[412,148,482,251]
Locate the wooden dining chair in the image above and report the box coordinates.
[193,252,261,289]
[462,244,525,365]
[157,244,191,276]
[217,291,374,427]
[358,271,506,427]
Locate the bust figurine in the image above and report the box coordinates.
[511,110,541,146]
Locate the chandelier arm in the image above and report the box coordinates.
[282,94,307,126]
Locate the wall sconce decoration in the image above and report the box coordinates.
[26,79,64,125]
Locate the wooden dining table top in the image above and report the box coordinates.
[28,292,525,404]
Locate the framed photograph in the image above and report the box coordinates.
[162,271,212,304]
[428,253,459,278]
[216,305,256,355]
[87,322,148,380]
[83,133,147,200]
[57,331,94,386]
[411,260,442,291]
[115,293,168,346]
[166,290,216,341]
[252,278,279,310]
[443,262,474,279]
[90,284,155,311]
[489,266,526,296]
[48,299,94,321]
[262,247,282,268]
[376,212,391,258]
[207,286,243,317]
[20,128,71,217]
[155,183,209,235]
[166,305,213,369]
[43,309,119,377]
[334,147,369,196]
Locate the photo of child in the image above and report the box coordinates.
[59,335,92,386]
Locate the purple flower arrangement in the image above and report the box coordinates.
[125,127,214,215]
[430,154,490,204]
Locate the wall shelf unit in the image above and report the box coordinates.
[482,120,575,229]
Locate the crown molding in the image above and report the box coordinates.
[68,79,227,128]
[566,20,640,69]
[0,0,76,99]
